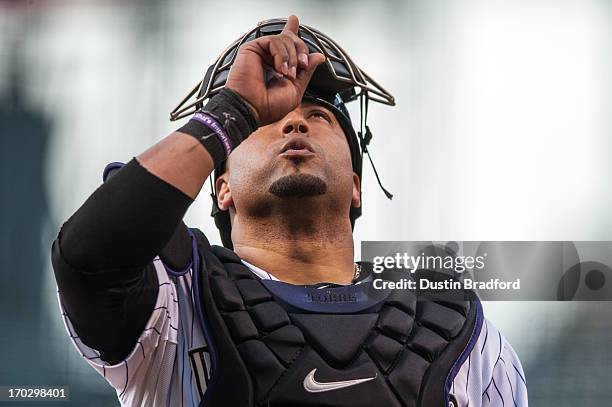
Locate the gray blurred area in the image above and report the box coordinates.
[0,0,610,405]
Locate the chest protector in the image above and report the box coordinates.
[191,230,483,407]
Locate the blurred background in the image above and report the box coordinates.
[0,0,610,405]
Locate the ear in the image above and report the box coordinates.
[215,174,234,211]
[351,173,361,208]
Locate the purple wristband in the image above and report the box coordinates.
[192,112,233,156]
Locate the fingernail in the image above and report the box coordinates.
[282,62,289,75]
[299,53,308,67]
[291,66,296,79]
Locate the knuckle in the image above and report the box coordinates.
[238,42,252,52]
[295,39,307,51]
[282,36,295,48]
[272,42,288,57]
[279,33,292,43]
[282,31,296,39]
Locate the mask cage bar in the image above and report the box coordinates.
[170,18,395,121]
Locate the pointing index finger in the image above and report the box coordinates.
[282,15,300,36]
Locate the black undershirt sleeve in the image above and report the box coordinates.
[52,236,160,365]
[52,159,193,364]
[59,158,193,272]
[52,91,256,365]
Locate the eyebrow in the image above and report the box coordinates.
[301,103,334,115]
[300,103,344,134]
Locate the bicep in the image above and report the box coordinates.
[52,236,159,364]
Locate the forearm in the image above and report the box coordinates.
[138,87,258,198]
[137,131,214,200]
[59,159,193,271]
[59,89,257,271]
[53,90,257,362]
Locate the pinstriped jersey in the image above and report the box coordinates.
[57,256,528,406]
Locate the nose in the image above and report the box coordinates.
[282,116,309,136]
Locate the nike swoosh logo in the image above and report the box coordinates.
[303,368,377,393]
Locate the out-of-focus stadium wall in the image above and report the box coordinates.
[0,1,610,405]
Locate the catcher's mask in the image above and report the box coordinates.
[170,18,395,249]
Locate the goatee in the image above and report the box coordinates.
[269,173,327,197]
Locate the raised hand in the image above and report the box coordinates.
[225,15,326,126]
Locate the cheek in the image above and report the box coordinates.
[229,136,269,172]
[327,137,353,171]
[322,138,355,188]
[226,138,274,191]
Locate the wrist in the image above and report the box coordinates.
[176,88,258,167]
[228,89,261,126]
[207,88,259,134]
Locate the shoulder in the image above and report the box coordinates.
[451,317,528,406]
[476,319,503,365]
[465,318,527,388]
[158,222,192,270]
[158,224,216,271]
[479,318,528,405]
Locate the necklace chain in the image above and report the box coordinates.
[352,263,362,283]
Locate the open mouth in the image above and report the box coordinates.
[279,139,316,158]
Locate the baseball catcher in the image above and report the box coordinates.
[52,16,528,406]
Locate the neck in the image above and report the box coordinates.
[231,210,355,285]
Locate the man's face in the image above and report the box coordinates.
[216,101,360,220]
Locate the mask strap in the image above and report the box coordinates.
[359,92,393,199]
[209,175,221,217]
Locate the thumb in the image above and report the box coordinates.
[294,53,326,91]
